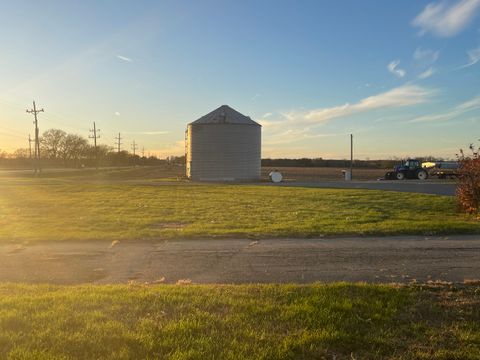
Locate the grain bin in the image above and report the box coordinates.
[186,105,261,181]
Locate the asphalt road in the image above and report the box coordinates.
[1,235,478,285]
[271,180,457,196]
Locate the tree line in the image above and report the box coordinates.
[0,128,172,169]
[1,128,449,170]
[261,157,447,169]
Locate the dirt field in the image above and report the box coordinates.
[2,235,479,285]
[2,165,455,184]
[0,165,387,181]
[261,166,388,181]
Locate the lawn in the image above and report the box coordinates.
[0,180,478,242]
[0,283,478,359]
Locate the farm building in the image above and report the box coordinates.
[186,105,261,181]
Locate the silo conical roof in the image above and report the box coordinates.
[190,105,260,126]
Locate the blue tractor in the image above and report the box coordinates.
[384,159,429,180]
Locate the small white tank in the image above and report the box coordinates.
[269,171,283,183]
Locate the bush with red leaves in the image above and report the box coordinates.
[457,144,480,214]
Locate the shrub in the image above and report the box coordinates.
[457,144,480,214]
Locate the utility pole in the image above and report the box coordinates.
[141,146,145,158]
[28,134,33,159]
[131,140,138,166]
[89,122,100,169]
[26,101,44,173]
[350,133,354,180]
[131,140,138,156]
[114,132,122,153]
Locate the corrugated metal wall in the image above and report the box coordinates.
[186,123,261,181]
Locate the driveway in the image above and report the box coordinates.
[1,236,478,284]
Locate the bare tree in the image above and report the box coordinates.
[60,134,89,167]
[41,129,67,159]
[13,148,30,159]
[5,128,164,168]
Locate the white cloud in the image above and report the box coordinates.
[257,119,279,128]
[116,55,133,62]
[259,84,436,148]
[262,112,273,118]
[124,131,170,135]
[413,48,439,79]
[412,0,480,37]
[413,47,440,64]
[300,84,435,124]
[152,140,185,157]
[387,60,406,78]
[114,112,121,116]
[459,46,480,68]
[141,131,169,135]
[418,67,436,79]
[250,93,261,101]
[357,83,372,89]
[409,95,480,123]
[263,128,342,146]
[456,95,480,110]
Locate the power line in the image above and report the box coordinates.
[0,97,89,133]
[0,131,26,140]
[41,110,90,132]
[41,115,89,134]
[89,121,100,169]
[0,98,27,111]
[26,101,44,173]
[0,125,27,137]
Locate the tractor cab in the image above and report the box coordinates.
[402,159,421,171]
[394,159,422,172]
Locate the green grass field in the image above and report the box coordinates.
[0,283,479,359]
[1,170,478,359]
[0,179,478,242]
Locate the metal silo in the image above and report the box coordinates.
[186,105,261,181]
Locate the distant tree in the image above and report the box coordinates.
[97,144,112,160]
[59,134,89,167]
[41,129,67,159]
[106,150,130,166]
[13,148,30,159]
[84,144,111,166]
[167,155,185,165]
[420,155,444,162]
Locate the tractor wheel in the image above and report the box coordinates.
[396,172,405,180]
[417,170,428,180]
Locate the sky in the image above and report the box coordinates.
[0,0,479,159]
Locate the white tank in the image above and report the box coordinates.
[186,105,261,181]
